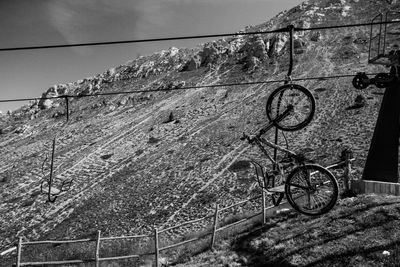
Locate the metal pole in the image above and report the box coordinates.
[262,190,266,225]
[154,228,159,267]
[273,127,279,171]
[210,204,219,250]
[64,96,69,122]
[343,153,351,191]
[48,137,56,202]
[16,237,22,267]
[287,24,294,79]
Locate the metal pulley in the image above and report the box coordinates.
[374,73,394,88]
[352,72,370,90]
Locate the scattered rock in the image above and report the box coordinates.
[294,39,306,54]
[354,95,366,106]
[39,99,53,110]
[183,166,194,171]
[100,154,113,160]
[163,112,175,124]
[228,161,251,172]
[14,125,29,134]
[268,34,288,57]
[148,136,161,144]
[52,111,65,118]
[310,32,322,42]
[353,38,368,45]
[346,95,366,110]
[117,98,128,106]
[182,56,201,71]
[135,149,144,156]
[199,42,220,66]
[315,88,327,92]
[0,126,14,135]
[21,198,35,207]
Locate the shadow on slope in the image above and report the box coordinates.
[232,194,400,267]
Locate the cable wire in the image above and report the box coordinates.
[0,28,286,52]
[0,73,380,103]
[295,20,400,32]
[0,20,399,51]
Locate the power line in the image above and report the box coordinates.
[0,20,399,51]
[0,73,380,104]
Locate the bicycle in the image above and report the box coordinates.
[240,84,338,216]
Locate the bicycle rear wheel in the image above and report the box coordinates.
[266,84,315,131]
[285,164,338,216]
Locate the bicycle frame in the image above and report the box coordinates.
[243,107,301,192]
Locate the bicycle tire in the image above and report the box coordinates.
[285,164,338,216]
[266,84,315,132]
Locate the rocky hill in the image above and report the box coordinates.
[1,0,400,265]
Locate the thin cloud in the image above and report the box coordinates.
[45,0,141,53]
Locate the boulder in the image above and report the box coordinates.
[268,34,288,57]
[310,32,322,42]
[245,56,261,72]
[252,36,268,60]
[81,84,93,95]
[38,84,69,110]
[14,125,29,134]
[294,39,306,54]
[182,56,201,71]
[39,99,53,109]
[173,81,185,89]
[0,126,13,134]
[199,42,220,66]
[56,84,68,95]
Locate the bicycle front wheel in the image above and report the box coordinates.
[285,164,338,216]
[266,84,315,131]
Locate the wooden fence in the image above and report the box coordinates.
[7,157,354,267]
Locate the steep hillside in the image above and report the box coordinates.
[1,0,399,264]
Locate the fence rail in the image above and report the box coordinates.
[10,157,354,267]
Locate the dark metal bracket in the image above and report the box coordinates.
[273,25,295,168]
[64,96,70,123]
[40,137,73,203]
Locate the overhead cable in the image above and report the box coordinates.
[0,73,380,103]
[0,20,399,51]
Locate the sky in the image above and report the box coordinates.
[0,0,303,112]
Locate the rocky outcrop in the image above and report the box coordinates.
[38,84,70,109]
[294,38,306,54]
[199,42,221,66]
[156,80,186,91]
[182,56,201,71]
[268,34,288,57]
[182,42,224,71]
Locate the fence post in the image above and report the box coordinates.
[262,191,266,225]
[210,204,219,250]
[343,152,352,191]
[95,230,101,267]
[16,237,22,267]
[154,228,159,267]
